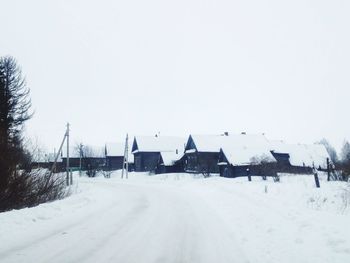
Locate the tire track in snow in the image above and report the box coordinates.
[0,183,147,263]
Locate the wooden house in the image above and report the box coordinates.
[105,143,134,171]
[132,136,185,173]
[217,134,277,178]
[184,134,228,174]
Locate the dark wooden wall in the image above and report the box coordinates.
[219,163,313,178]
[106,156,124,170]
[134,152,161,172]
[155,157,185,174]
[271,152,313,174]
[185,152,220,173]
[220,164,278,178]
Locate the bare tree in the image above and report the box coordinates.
[317,138,338,163]
[340,141,350,162]
[339,140,350,181]
[73,144,103,177]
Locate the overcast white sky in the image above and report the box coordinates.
[1,0,349,152]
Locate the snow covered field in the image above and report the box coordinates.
[0,172,349,263]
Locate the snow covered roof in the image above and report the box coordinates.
[132,136,186,154]
[105,142,134,163]
[187,134,276,166]
[188,135,226,152]
[105,143,125,156]
[160,151,183,166]
[220,134,276,166]
[270,141,330,168]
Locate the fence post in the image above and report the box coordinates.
[327,158,330,181]
[247,168,251,182]
[314,168,320,188]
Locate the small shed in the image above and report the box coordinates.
[270,141,330,173]
[184,134,231,174]
[132,136,185,173]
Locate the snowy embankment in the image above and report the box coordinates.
[0,172,349,263]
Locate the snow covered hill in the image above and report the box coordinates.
[0,172,349,263]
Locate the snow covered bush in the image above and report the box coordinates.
[0,169,68,212]
[273,174,280,182]
[101,170,112,178]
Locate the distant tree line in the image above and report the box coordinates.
[0,56,66,212]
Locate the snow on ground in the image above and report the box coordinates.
[0,171,349,263]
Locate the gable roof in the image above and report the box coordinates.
[270,141,330,168]
[186,135,227,152]
[132,136,185,153]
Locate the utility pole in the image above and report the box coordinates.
[66,123,71,186]
[50,124,69,177]
[79,143,83,177]
[121,134,129,179]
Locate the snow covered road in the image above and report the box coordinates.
[0,172,349,263]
